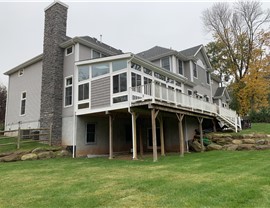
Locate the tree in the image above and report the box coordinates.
[202,1,270,115]
[0,84,7,126]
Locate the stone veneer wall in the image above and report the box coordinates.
[40,2,68,145]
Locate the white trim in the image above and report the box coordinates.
[76,53,132,66]
[75,43,80,62]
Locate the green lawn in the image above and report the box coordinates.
[239,123,270,135]
[1,150,270,207]
[0,136,49,154]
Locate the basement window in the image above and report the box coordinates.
[86,123,96,144]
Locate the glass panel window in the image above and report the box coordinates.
[65,77,73,106]
[78,83,89,101]
[144,77,152,85]
[161,57,170,70]
[178,60,183,75]
[112,60,127,72]
[143,67,152,75]
[66,46,73,55]
[113,95,128,103]
[131,62,141,71]
[93,50,101,59]
[86,123,96,143]
[154,72,166,81]
[193,62,198,78]
[20,92,26,115]
[92,63,110,78]
[131,73,141,87]
[113,73,127,93]
[78,66,89,82]
[188,90,193,96]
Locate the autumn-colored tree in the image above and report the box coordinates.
[202,1,270,115]
[0,84,7,128]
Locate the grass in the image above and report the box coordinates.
[239,123,270,135]
[0,136,49,154]
[1,150,270,207]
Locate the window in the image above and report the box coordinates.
[112,60,127,72]
[176,81,181,87]
[161,57,170,71]
[20,92,26,115]
[188,90,193,96]
[206,71,210,84]
[205,96,209,102]
[78,66,89,82]
[65,77,72,106]
[193,62,198,78]
[86,123,96,144]
[18,69,24,77]
[143,67,152,75]
[178,60,183,75]
[66,46,73,55]
[154,72,166,81]
[113,95,128,103]
[78,83,89,101]
[113,73,127,93]
[131,73,141,87]
[92,63,110,78]
[144,77,152,85]
[131,62,141,71]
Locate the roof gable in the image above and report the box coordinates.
[136,46,175,60]
[180,45,202,57]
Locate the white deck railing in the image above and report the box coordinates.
[130,82,239,129]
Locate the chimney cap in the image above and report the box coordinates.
[44,0,69,12]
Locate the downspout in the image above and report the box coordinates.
[72,112,77,158]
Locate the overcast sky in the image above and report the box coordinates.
[0,0,270,86]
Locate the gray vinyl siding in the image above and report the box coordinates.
[196,51,207,67]
[91,76,111,108]
[62,48,75,117]
[151,60,160,67]
[79,44,92,61]
[5,61,42,129]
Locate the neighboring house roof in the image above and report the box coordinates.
[137,46,193,62]
[211,74,221,83]
[213,87,230,101]
[4,54,43,75]
[180,45,202,57]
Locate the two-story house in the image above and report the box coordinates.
[4,1,240,161]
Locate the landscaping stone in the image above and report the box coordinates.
[32,147,48,154]
[37,151,55,159]
[223,144,238,151]
[21,153,38,161]
[242,139,255,144]
[237,144,255,151]
[242,134,254,138]
[0,153,22,162]
[232,139,242,145]
[255,145,270,150]
[189,140,205,152]
[212,137,232,145]
[206,143,222,151]
[56,150,71,157]
[46,146,62,151]
[256,139,267,145]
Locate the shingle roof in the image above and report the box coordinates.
[79,36,123,54]
[180,45,202,57]
[136,46,175,60]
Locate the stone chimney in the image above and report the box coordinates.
[40,1,68,145]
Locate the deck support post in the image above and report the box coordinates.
[151,109,159,162]
[158,116,165,156]
[176,114,185,157]
[109,114,114,159]
[212,119,217,132]
[139,122,144,157]
[197,117,204,152]
[131,111,138,160]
